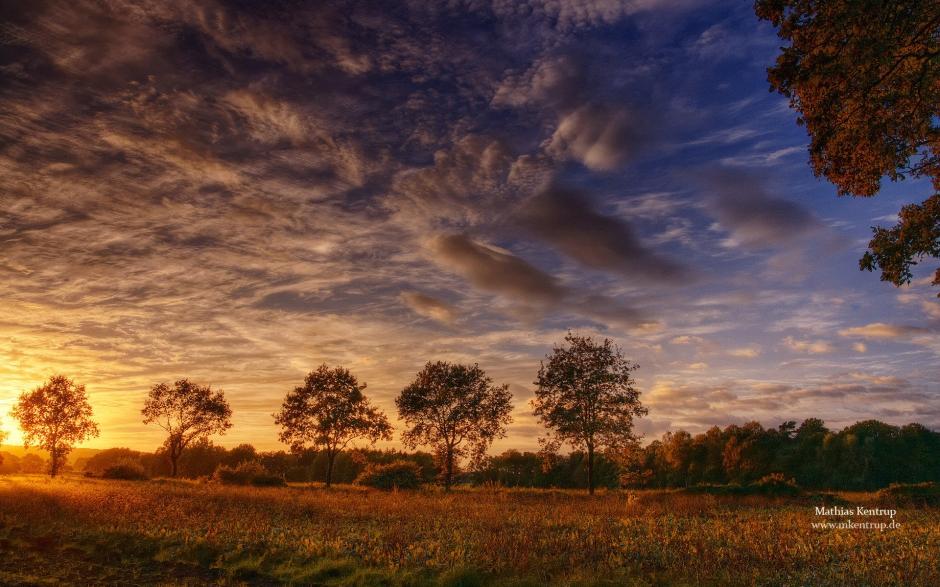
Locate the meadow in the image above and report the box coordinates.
[1,475,937,586]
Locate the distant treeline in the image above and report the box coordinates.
[478,419,940,491]
[628,419,940,491]
[6,418,937,491]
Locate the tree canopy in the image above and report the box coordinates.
[396,361,513,490]
[11,374,99,477]
[274,364,392,487]
[141,379,232,477]
[756,0,940,294]
[532,333,647,494]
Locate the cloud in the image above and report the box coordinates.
[546,103,647,171]
[837,323,932,340]
[428,234,649,327]
[519,185,688,282]
[491,54,586,110]
[703,171,820,248]
[783,336,833,354]
[727,346,761,358]
[389,136,518,227]
[430,234,565,304]
[852,342,868,353]
[401,292,457,324]
[223,91,312,145]
[670,335,705,345]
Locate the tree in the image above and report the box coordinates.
[532,332,647,494]
[755,0,940,294]
[224,443,258,467]
[11,375,100,477]
[142,379,232,477]
[396,361,513,490]
[274,365,392,488]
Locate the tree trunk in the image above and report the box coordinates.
[170,450,179,478]
[587,444,595,495]
[49,448,59,478]
[326,451,336,488]
[444,446,454,491]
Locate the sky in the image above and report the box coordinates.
[1,0,938,453]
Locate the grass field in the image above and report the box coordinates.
[0,475,937,586]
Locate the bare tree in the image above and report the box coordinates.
[142,379,232,478]
[533,332,647,494]
[274,364,392,488]
[396,361,513,490]
[11,375,99,477]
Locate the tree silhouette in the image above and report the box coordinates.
[274,365,392,488]
[756,0,940,294]
[396,361,513,490]
[142,379,232,477]
[11,375,99,477]
[533,333,647,494]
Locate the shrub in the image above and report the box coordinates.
[84,448,143,476]
[683,474,802,497]
[250,474,287,487]
[213,461,284,486]
[355,460,422,490]
[751,473,802,496]
[101,462,149,481]
[877,482,940,506]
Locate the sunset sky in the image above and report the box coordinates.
[1,0,938,453]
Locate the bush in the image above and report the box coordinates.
[102,462,149,481]
[683,474,802,497]
[751,473,802,496]
[84,448,144,476]
[877,482,940,506]
[250,474,287,487]
[355,460,423,490]
[213,461,285,486]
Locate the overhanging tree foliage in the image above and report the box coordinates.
[396,361,513,490]
[532,332,647,494]
[756,0,940,294]
[142,379,232,477]
[274,364,392,488]
[11,374,100,477]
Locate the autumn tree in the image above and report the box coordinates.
[532,333,647,494]
[11,375,100,477]
[142,379,232,477]
[274,365,392,488]
[396,361,513,490]
[756,0,940,294]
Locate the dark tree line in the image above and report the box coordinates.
[79,441,437,484]
[627,419,940,491]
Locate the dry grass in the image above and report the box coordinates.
[0,474,937,586]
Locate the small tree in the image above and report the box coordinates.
[396,361,513,490]
[532,332,647,494]
[142,379,232,477]
[11,375,100,477]
[274,365,392,488]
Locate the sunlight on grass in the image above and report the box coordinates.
[0,475,936,585]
